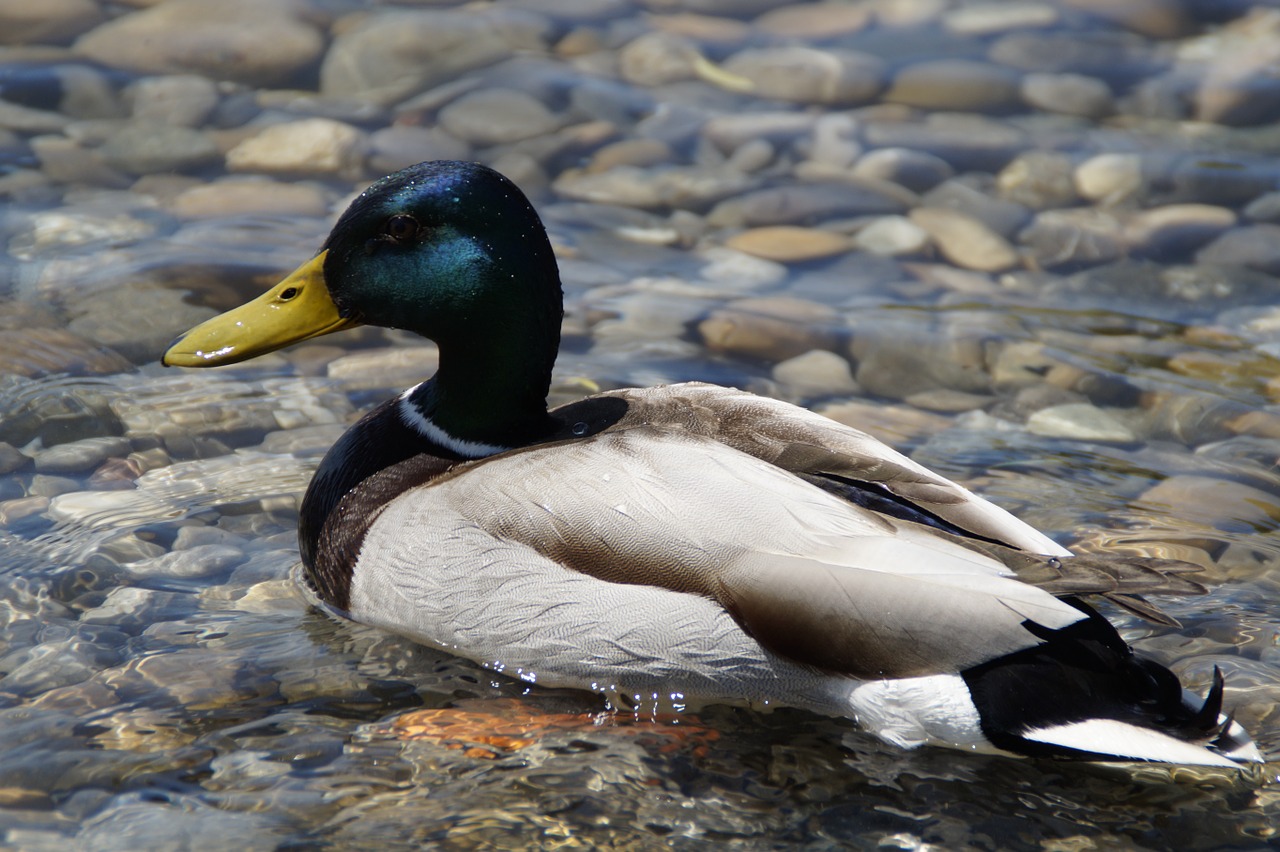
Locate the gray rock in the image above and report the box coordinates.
[321,8,550,107]
[772,349,858,399]
[1125,204,1236,260]
[438,88,562,145]
[944,2,1059,35]
[75,0,324,88]
[1026,403,1136,442]
[126,543,244,580]
[68,284,219,365]
[720,46,885,106]
[884,59,1023,113]
[125,75,220,128]
[703,112,818,154]
[29,134,130,187]
[0,100,70,134]
[707,181,907,228]
[0,442,30,475]
[804,114,862,169]
[1168,154,1274,207]
[850,318,994,399]
[1019,208,1125,269]
[33,436,131,475]
[852,147,954,194]
[618,31,699,86]
[99,122,220,175]
[862,115,1027,173]
[995,151,1079,210]
[368,126,470,175]
[1020,71,1114,118]
[1243,191,1280,223]
[226,118,368,180]
[552,165,755,210]
[1074,153,1146,204]
[28,474,79,498]
[851,215,930,257]
[1193,9,1280,125]
[910,207,1020,272]
[0,0,102,45]
[1197,225,1280,276]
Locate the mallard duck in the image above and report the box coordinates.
[164,160,1261,767]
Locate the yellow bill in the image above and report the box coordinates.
[163,251,360,368]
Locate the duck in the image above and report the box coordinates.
[163,160,1261,767]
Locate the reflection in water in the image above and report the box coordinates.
[0,0,1279,848]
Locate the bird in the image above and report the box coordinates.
[163,160,1261,767]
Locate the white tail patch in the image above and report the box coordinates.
[1023,719,1241,768]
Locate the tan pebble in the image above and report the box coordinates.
[170,179,330,219]
[1138,475,1280,528]
[754,3,873,38]
[724,226,851,263]
[587,138,672,173]
[1165,350,1240,381]
[909,207,1020,272]
[772,350,858,397]
[648,13,751,44]
[226,118,367,179]
[1074,153,1145,203]
[1226,409,1280,439]
[699,296,843,361]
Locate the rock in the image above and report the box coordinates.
[33,436,132,475]
[1243,192,1280,223]
[226,118,368,180]
[0,100,71,134]
[724,226,851,263]
[1194,10,1280,126]
[0,328,129,380]
[15,208,156,258]
[1196,225,1280,276]
[1064,0,1193,39]
[618,31,699,86]
[75,0,324,88]
[920,178,1031,237]
[1026,403,1136,442]
[321,8,549,107]
[697,247,788,290]
[772,349,858,398]
[707,182,906,228]
[1074,153,1145,204]
[0,442,30,475]
[368,125,469,175]
[1137,475,1280,531]
[862,115,1026,174]
[803,114,862,169]
[909,207,1020,272]
[698,296,843,362]
[586,138,674,173]
[720,46,885,106]
[1020,71,1113,118]
[169,177,330,219]
[30,134,130,187]
[995,151,1079,210]
[753,3,873,38]
[852,215,930,256]
[849,319,994,400]
[438,89,562,146]
[67,283,219,364]
[125,75,220,127]
[884,59,1022,113]
[1125,204,1236,259]
[0,0,102,45]
[703,112,817,154]
[99,122,221,175]
[552,165,754,210]
[851,147,953,193]
[1019,208,1125,270]
[944,2,1059,35]
[126,543,244,581]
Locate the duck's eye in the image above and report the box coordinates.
[279,286,299,301]
[385,214,419,242]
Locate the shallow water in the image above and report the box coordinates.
[2,0,1280,848]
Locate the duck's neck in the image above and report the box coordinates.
[402,340,555,457]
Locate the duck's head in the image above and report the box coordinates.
[163,161,563,371]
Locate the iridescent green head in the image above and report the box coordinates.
[163,161,563,372]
